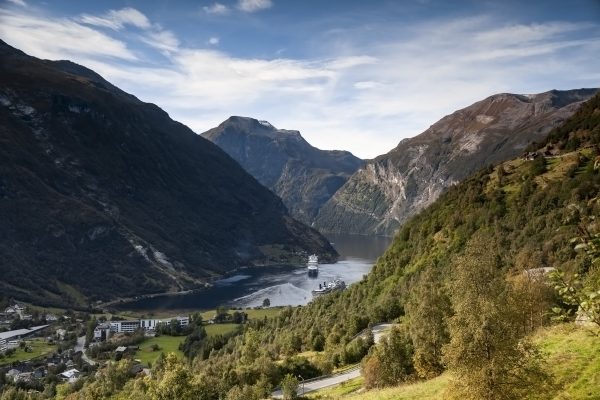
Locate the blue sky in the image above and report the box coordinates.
[1,0,599,158]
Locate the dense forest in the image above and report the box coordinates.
[6,93,599,399]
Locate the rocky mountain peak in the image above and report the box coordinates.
[202,118,362,224]
[315,88,598,236]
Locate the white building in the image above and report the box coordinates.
[93,323,111,341]
[59,369,80,383]
[109,316,189,333]
[109,320,140,333]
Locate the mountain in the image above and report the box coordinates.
[201,117,363,224]
[62,92,600,400]
[0,40,336,307]
[315,89,598,235]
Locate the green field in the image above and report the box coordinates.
[0,339,57,366]
[134,336,185,367]
[133,323,243,367]
[307,323,600,399]
[204,323,241,337]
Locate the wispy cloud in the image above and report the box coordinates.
[203,2,229,15]
[237,0,272,13]
[79,7,150,30]
[6,0,26,7]
[0,8,138,61]
[0,5,598,158]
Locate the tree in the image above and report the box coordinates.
[405,265,451,378]
[550,227,600,329]
[262,298,271,307]
[362,326,414,388]
[442,232,549,400]
[280,374,299,400]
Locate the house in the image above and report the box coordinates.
[45,314,59,322]
[130,363,144,375]
[6,369,20,382]
[59,368,80,383]
[55,328,67,341]
[15,372,33,383]
[93,323,112,341]
[33,367,46,379]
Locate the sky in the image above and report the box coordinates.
[0,0,599,159]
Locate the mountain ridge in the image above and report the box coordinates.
[202,116,363,224]
[314,88,598,235]
[0,40,336,307]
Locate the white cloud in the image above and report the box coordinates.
[237,0,272,13]
[6,0,26,7]
[0,9,138,61]
[353,81,382,90]
[143,29,180,52]
[1,5,598,159]
[79,7,150,30]
[203,3,229,15]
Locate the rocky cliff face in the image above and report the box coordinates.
[0,40,336,306]
[202,117,362,224]
[314,89,598,236]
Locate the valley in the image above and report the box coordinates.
[1,2,599,399]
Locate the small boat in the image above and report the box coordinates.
[311,279,346,297]
[307,254,319,276]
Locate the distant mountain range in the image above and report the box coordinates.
[314,88,598,235]
[0,40,336,307]
[202,116,362,225]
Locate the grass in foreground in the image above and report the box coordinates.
[306,323,600,400]
[534,323,600,399]
[0,339,57,366]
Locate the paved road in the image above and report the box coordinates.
[75,336,96,366]
[272,323,393,398]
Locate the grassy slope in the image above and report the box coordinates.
[134,323,242,366]
[134,336,184,366]
[308,324,600,400]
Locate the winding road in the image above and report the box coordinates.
[75,336,97,366]
[272,323,393,398]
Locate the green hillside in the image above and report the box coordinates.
[47,93,600,400]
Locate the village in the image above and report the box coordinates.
[0,300,260,396]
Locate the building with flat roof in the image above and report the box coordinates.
[0,325,49,353]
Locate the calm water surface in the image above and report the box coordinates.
[117,234,392,311]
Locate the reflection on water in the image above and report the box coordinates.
[116,234,392,311]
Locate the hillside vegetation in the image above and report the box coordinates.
[44,93,600,400]
[315,89,598,236]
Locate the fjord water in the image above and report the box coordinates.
[117,234,392,312]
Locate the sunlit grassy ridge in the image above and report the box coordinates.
[307,323,600,400]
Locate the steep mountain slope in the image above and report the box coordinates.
[63,93,600,400]
[0,40,336,307]
[202,117,362,224]
[315,89,598,235]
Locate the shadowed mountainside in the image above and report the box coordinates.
[202,117,362,225]
[0,40,336,307]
